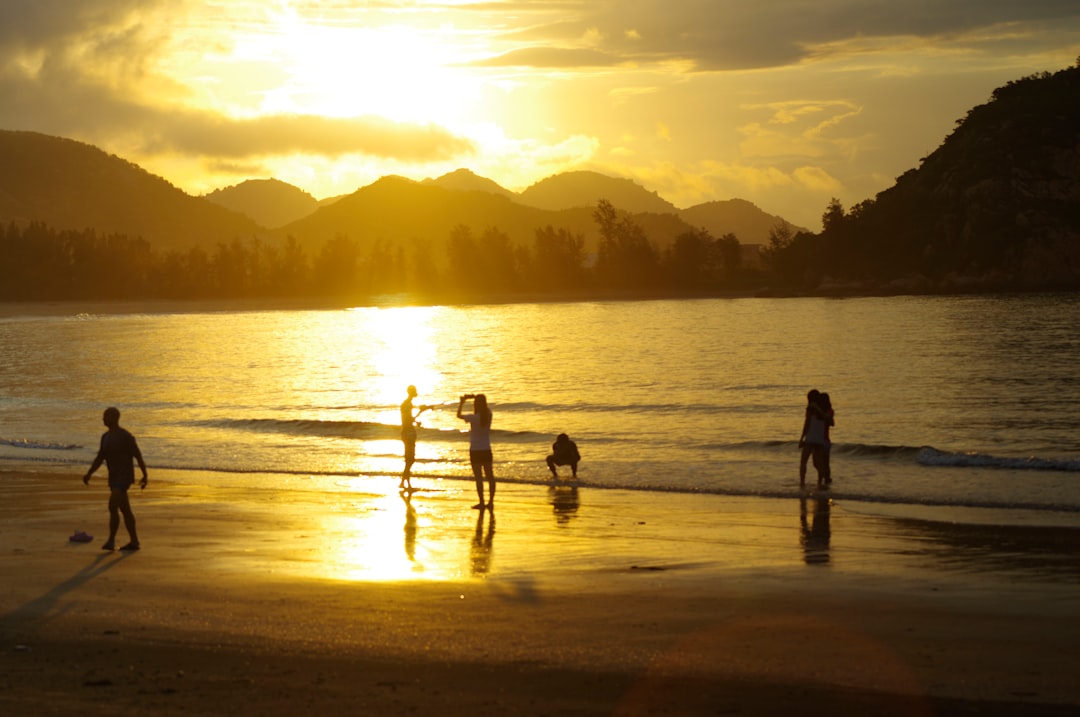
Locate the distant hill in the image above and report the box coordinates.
[204,178,318,229]
[518,170,677,214]
[277,175,721,256]
[278,175,596,250]
[0,130,265,251]
[0,129,801,256]
[680,199,802,245]
[788,62,1080,291]
[422,168,517,201]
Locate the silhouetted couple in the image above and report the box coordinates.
[799,390,834,487]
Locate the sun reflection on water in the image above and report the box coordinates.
[347,305,445,407]
[313,481,470,582]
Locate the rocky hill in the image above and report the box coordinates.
[0,130,265,251]
[792,61,1080,291]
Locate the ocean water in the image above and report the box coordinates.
[2,295,1080,526]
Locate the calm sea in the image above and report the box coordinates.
[2,295,1080,526]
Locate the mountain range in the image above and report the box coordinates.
[0,131,264,251]
[0,129,796,252]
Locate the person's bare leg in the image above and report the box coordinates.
[117,492,140,550]
[103,492,121,549]
[472,463,485,509]
[484,463,496,509]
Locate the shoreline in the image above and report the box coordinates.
[3,468,1079,714]
[2,286,1077,320]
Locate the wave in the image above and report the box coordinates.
[915,446,1080,472]
[720,440,1080,473]
[187,417,397,439]
[183,417,549,443]
[0,437,81,451]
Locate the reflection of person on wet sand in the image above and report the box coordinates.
[399,385,430,491]
[469,510,495,576]
[799,493,832,565]
[83,407,147,551]
[548,484,580,525]
[402,492,417,563]
[546,433,581,480]
[458,393,495,510]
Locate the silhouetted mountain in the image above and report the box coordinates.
[787,62,1080,291]
[518,170,677,214]
[680,199,803,245]
[0,130,265,250]
[280,175,588,247]
[204,178,318,229]
[278,175,706,254]
[423,168,517,200]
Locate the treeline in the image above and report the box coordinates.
[1,201,768,303]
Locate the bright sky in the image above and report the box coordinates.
[2,1,1078,228]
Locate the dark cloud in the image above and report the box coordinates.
[143,112,476,160]
[0,0,160,50]
[469,46,622,68]
[472,0,1080,70]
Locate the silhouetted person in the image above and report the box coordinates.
[547,433,581,479]
[399,385,429,491]
[799,389,833,487]
[458,393,494,509]
[818,392,835,484]
[83,407,147,551]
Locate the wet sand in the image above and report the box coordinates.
[2,467,1079,716]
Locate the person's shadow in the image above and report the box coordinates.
[470,509,495,576]
[548,485,580,525]
[800,493,832,565]
[0,551,131,638]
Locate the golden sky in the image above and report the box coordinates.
[2,0,1078,227]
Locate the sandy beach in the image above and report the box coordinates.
[2,467,1079,716]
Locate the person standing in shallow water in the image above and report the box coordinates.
[83,407,147,551]
[399,385,429,491]
[799,390,834,487]
[458,393,495,510]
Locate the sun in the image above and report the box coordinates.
[256,11,481,125]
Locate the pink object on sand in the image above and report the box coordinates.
[69,531,93,543]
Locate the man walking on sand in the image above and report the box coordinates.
[83,407,148,551]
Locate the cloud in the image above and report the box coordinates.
[145,112,476,160]
[0,0,476,163]
[476,0,1080,71]
[0,0,160,50]
[469,46,622,68]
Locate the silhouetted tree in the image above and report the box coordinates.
[311,234,360,297]
[593,199,659,290]
[664,227,718,291]
[532,225,586,292]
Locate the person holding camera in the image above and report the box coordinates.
[457,393,495,509]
